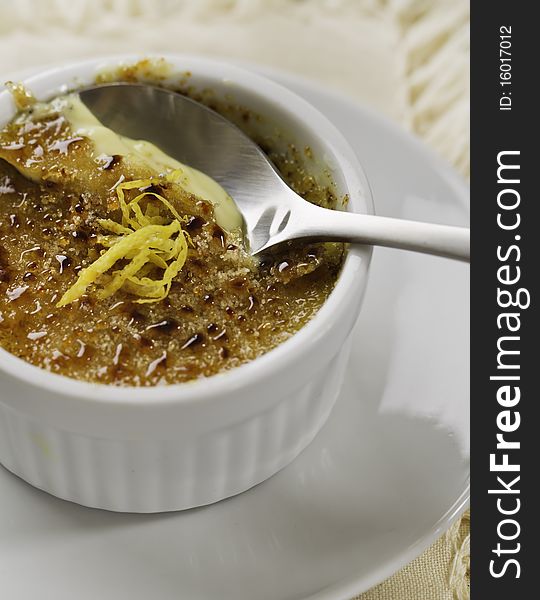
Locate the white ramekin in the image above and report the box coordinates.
[0,55,372,512]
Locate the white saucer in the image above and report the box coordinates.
[0,68,469,600]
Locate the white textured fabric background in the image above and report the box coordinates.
[0,1,469,598]
[0,0,469,175]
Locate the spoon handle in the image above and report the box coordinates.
[300,206,470,262]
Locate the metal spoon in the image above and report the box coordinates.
[79,83,470,261]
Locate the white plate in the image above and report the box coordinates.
[0,67,469,600]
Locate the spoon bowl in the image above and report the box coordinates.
[79,83,469,261]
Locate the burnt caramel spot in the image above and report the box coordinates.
[146,183,166,194]
[0,246,12,284]
[230,277,246,289]
[100,154,122,170]
[207,323,219,334]
[72,229,89,240]
[127,308,145,322]
[212,225,226,247]
[181,332,205,349]
[185,215,206,233]
[189,258,204,269]
[139,336,154,348]
[147,318,178,334]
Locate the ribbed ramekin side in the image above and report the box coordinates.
[0,343,350,513]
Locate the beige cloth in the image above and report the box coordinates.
[357,512,470,600]
[0,1,469,597]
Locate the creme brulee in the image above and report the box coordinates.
[0,86,344,386]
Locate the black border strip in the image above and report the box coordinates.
[471,2,537,596]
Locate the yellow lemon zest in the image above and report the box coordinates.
[57,171,191,307]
